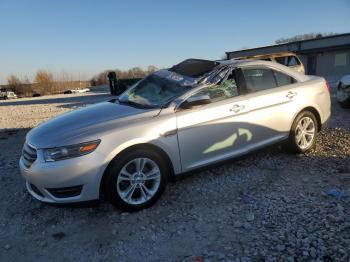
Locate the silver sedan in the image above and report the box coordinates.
[19,59,331,211]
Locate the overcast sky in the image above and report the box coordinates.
[0,0,349,84]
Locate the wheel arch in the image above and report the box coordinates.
[293,106,322,132]
[99,143,175,198]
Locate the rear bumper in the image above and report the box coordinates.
[321,115,330,130]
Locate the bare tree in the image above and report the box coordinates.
[35,70,54,94]
[128,67,144,78]
[275,32,339,44]
[7,75,22,90]
[6,74,35,97]
[92,65,159,86]
[146,65,158,74]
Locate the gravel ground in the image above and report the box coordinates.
[0,92,349,262]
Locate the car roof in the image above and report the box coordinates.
[217,59,308,81]
[169,58,307,82]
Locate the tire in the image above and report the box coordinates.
[288,111,318,153]
[105,148,168,212]
[337,83,350,108]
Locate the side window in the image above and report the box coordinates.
[189,73,239,104]
[275,56,300,66]
[273,70,296,86]
[286,56,300,66]
[274,57,286,65]
[242,68,276,92]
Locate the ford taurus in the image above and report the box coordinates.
[19,59,331,211]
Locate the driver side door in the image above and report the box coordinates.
[176,72,250,171]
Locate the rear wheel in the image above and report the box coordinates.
[105,149,168,212]
[288,111,318,153]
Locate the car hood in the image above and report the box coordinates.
[27,101,160,148]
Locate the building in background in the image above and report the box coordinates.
[226,33,350,88]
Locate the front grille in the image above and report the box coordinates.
[47,185,83,198]
[22,143,37,168]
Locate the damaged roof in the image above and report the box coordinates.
[169,59,219,78]
[159,58,305,87]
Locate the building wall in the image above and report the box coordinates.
[226,34,350,89]
[316,50,350,86]
[300,49,350,87]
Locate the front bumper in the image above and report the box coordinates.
[19,150,108,204]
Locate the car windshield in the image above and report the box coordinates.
[118,74,192,108]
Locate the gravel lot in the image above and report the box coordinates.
[0,91,349,261]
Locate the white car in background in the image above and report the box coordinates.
[337,75,350,108]
[0,91,17,100]
[63,88,90,94]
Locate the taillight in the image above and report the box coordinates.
[325,80,331,93]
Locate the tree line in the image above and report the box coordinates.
[2,66,158,97]
[275,32,339,44]
[3,70,90,97]
[91,65,158,86]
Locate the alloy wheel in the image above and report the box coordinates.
[295,116,316,150]
[116,157,161,205]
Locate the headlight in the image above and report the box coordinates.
[43,140,101,162]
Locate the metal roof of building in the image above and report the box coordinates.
[226,33,350,58]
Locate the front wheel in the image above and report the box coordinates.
[288,111,318,153]
[105,149,168,212]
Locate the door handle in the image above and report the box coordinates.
[230,104,245,113]
[286,91,297,99]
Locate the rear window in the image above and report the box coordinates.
[242,67,297,92]
[242,68,277,92]
[273,70,296,86]
[275,56,300,67]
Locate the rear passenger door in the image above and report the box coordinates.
[240,66,298,149]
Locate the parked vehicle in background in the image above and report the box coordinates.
[337,75,350,108]
[235,52,305,74]
[63,88,90,94]
[20,58,331,212]
[0,91,17,100]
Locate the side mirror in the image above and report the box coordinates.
[179,94,211,109]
